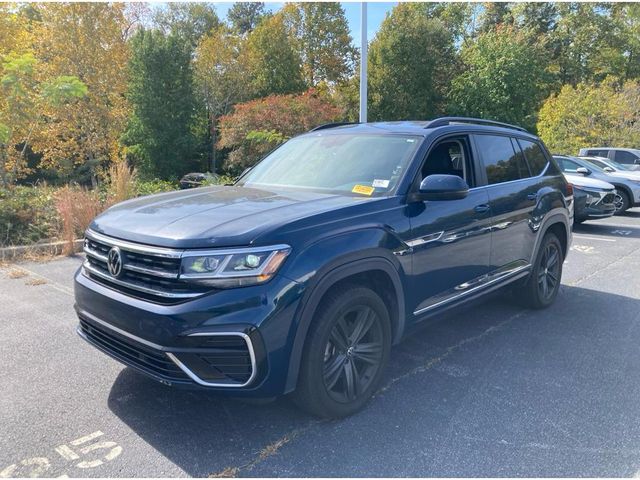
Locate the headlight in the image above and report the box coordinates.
[573,186,600,205]
[180,245,291,288]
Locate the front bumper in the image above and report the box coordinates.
[574,189,616,221]
[74,266,303,396]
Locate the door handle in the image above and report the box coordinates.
[527,193,537,201]
[474,204,490,214]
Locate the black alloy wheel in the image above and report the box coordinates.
[322,305,384,403]
[537,242,561,303]
[293,285,391,418]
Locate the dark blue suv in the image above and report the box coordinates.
[75,117,573,418]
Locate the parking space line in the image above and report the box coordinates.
[572,234,616,242]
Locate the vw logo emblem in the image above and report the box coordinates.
[107,246,123,277]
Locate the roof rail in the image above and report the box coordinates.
[310,122,358,132]
[427,117,528,133]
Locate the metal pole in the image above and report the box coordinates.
[359,2,367,123]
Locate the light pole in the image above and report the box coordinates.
[359,2,367,123]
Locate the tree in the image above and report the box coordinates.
[123,29,199,179]
[0,52,86,186]
[245,14,305,97]
[153,3,219,49]
[281,3,356,86]
[477,2,513,34]
[227,2,267,35]
[368,3,456,121]
[449,26,550,131]
[29,3,129,184]
[194,27,251,172]
[537,79,640,154]
[217,90,341,173]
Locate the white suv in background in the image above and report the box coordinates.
[578,148,640,168]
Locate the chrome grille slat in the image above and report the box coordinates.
[82,230,209,302]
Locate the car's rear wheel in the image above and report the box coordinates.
[614,190,630,214]
[293,285,391,418]
[514,232,563,309]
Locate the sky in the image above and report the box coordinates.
[211,2,398,45]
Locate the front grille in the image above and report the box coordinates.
[79,318,190,383]
[83,231,210,303]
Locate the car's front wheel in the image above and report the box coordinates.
[614,190,630,214]
[293,285,391,418]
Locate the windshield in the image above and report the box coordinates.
[238,133,422,196]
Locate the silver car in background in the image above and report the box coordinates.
[578,147,640,169]
[579,156,640,180]
[554,154,640,213]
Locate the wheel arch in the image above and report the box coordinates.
[284,256,405,393]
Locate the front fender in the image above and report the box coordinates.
[281,228,409,393]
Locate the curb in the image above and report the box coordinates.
[0,239,84,262]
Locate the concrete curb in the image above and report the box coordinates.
[0,239,83,262]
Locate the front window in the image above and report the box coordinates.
[238,133,422,196]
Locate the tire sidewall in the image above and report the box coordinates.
[531,234,563,308]
[303,287,391,418]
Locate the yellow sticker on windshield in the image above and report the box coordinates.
[352,184,375,196]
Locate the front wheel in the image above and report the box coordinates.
[514,233,563,309]
[614,190,630,214]
[293,285,391,418]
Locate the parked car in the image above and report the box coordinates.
[564,173,616,224]
[179,172,219,189]
[554,154,640,213]
[76,117,572,418]
[578,147,640,169]
[579,156,640,179]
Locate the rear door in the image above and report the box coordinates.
[473,134,539,274]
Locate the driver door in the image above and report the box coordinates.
[405,136,492,318]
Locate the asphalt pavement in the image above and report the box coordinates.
[2,210,640,477]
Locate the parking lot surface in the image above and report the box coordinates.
[2,210,640,477]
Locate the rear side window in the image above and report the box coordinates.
[519,140,548,176]
[476,134,530,185]
[588,149,609,157]
[614,150,640,164]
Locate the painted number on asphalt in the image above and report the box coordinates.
[612,229,632,236]
[571,245,595,254]
[0,431,122,478]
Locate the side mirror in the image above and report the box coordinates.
[576,167,591,175]
[603,166,614,173]
[412,174,469,202]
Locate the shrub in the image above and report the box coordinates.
[217,89,342,174]
[107,161,138,204]
[135,179,178,196]
[0,186,59,247]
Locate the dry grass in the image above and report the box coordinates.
[108,160,138,205]
[54,186,103,255]
[25,278,46,286]
[6,268,27,279]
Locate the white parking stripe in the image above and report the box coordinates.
[573,234,617,242]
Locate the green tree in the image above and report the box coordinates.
[245,14,305,97]
[123,29,199,179]
[449,26,550,131]
[153,3,219,49]
[368,3,456,121]
[281,2,356,86]
[0,52,86,186]
[194,27,251,172]
[477,2,513,34]
[227,2,267,35]
[537,79,640,154]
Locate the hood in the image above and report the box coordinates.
[607,171,640,181]
[564,173,614,190]
[89,185,375,248]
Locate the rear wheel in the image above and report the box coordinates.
[514,233,563,309]
[293,285,391,418]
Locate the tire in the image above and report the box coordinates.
[614,190,630,214]
[573,217,585,225]
[514,232,563,309]
[293,285,391,418]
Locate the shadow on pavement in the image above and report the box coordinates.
[108,286,640,477]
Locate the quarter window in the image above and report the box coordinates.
[476,135,530,185]
[519,140,548,176]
